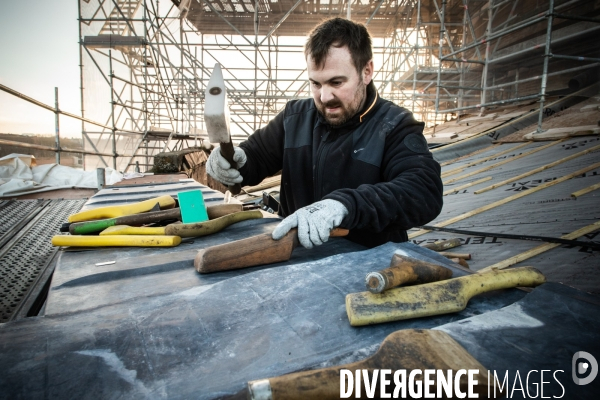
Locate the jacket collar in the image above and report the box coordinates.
[317,81,380,133]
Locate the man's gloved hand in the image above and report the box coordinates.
[272,199,348,249]
[206,146,247,186]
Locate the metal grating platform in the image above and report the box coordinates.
[0,200,86,323]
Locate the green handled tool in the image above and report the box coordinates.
[68,203,244,235]
[100,210,263,238]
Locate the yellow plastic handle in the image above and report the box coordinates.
[68,195,176,223]
[51,235,181,247]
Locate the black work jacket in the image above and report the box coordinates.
[239,82,443,248]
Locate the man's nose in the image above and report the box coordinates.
[320,86,334,104]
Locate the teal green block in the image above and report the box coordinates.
[178,190,209,223]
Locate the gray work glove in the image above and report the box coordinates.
[206,146,247,186]
[272,199,348,249]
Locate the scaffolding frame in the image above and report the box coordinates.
[75,0,599,172]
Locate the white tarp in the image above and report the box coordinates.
[0,154,122,197]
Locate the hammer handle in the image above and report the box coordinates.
[220,141,242,195]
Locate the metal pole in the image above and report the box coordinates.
[434,0,447,134]
[77,0,86,169]
[144,0,149,172]
[347,0,351,20]
[480,0,493,115]
[412,0,421,114]
[109,49,117,169]
[254,0,259,132]
[54,87,61,164]
[537,0,555,133]
[457,2,468,122]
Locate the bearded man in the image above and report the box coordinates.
[207,17,443,249]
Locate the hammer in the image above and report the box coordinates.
[205,63,242,195]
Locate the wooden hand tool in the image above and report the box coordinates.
[244,329,499,400]
[51,235,181,247]
[194,228,349,273]
[100,210,262,238]
[347,266,545,326]
[205,63,241,195]
[68,203,243,235]
[365,254,453,294]
[68,195,176,223]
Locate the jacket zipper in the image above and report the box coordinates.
[314,131,334,201]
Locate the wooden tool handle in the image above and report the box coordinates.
[167,210,262,237]
[365,254,452,293]
[330,228,349,237]
[219,141,242,195]
[247,329,497,400]
[347,266,545,326]
[195,227,349,273]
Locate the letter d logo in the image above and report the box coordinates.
[572,351,598,385]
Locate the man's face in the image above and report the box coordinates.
[307,46,373,126]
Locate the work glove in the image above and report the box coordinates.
[206,146,247,186]
[272,199,348,249]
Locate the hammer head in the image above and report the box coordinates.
[204,63,231,144]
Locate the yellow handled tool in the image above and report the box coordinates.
[51,235,181,247]
[68,195,176,223]
[346,266,546,326]
[99,210,263,238]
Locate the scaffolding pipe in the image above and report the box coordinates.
[0,139,115,158]
[486,62,600,90]
[0,83,141,134]
[480,0,493,113]
[438,94,541,113]
[550,54,600,63]
[412,0,422,114]
[54,87,61,164]
[109,50,118,169]
[488,24,600,64]
[442,14,547,60]
[434,0,448,133]
[537,0,555,133]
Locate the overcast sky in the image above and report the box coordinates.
[0,0,81,137]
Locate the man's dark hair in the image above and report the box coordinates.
[305,18,373,74]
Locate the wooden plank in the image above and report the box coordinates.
[571,182,600,199]
[475,143,600,194]
[478,220,600,272]
[441,142,530,177]
[439,144,499,167]
[409,161,600,239]
[443,140,562,185]
[457,113,498,125]
[523,125,600,141]
[580,104,599,112]
[443,176,492,196]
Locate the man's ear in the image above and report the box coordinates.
[362,60,374,85]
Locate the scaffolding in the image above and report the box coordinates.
[77,0,599,172]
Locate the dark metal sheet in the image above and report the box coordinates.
[0,242,525,399]
[437,282,600,399]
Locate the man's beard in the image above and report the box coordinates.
[317,83,367,126]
